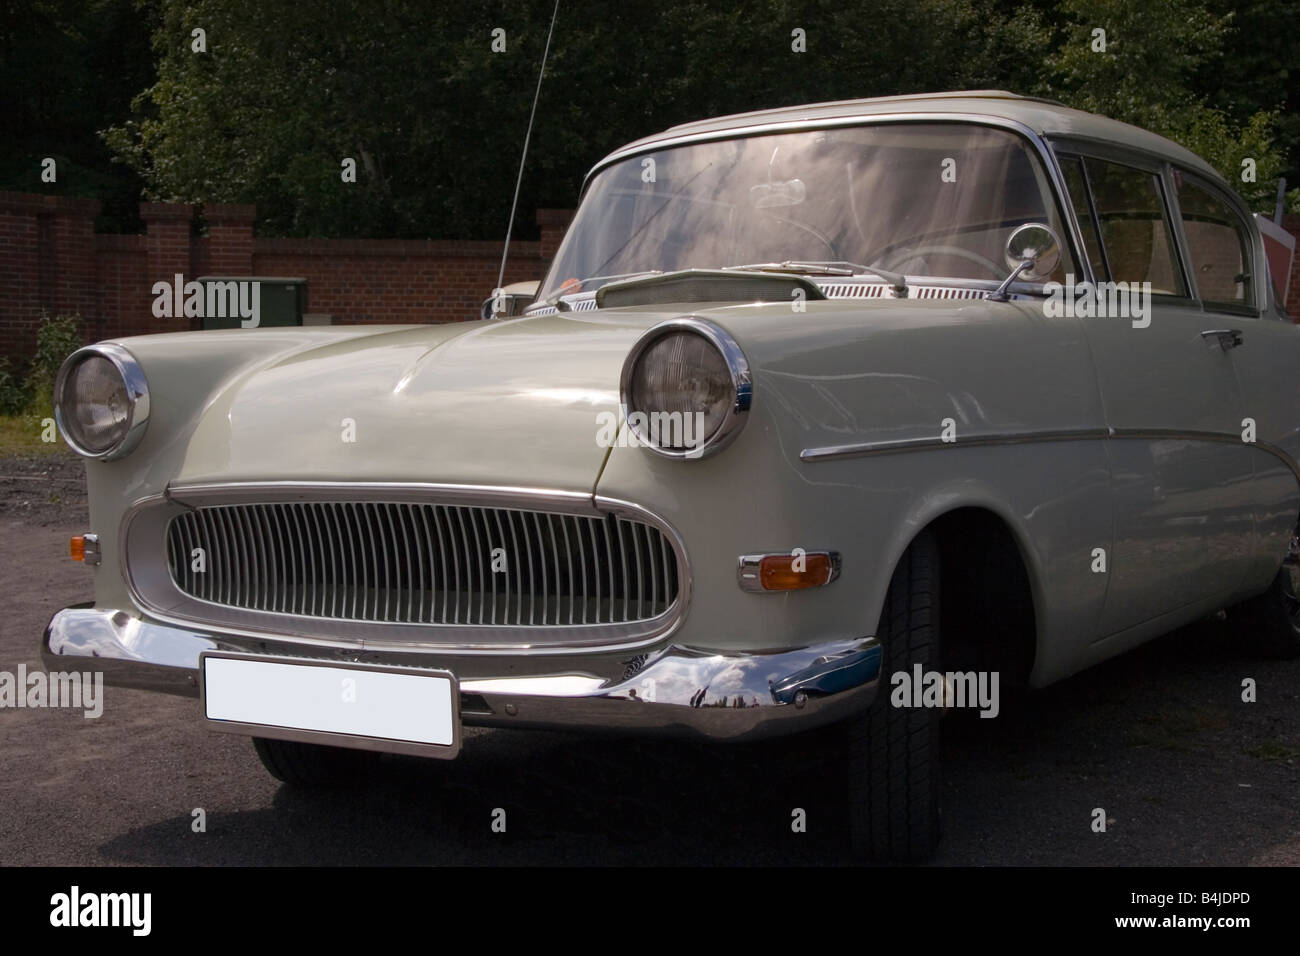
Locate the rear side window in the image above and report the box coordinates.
[1083,159,1186,296]
[1174,175,1255,309]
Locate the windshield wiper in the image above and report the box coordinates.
[722,260,908,297]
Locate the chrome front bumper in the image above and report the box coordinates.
[43,605,880,742]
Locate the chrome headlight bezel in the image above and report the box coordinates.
[619,316,752,460]
[53,343,151,461]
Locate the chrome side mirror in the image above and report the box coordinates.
[988,222,1062,301]
[1004,223,1062,280]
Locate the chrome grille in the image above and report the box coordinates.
[165,502,679,626]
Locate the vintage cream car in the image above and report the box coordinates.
[44,91,1300,861]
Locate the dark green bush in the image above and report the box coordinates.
[30,313,83,395]
[2,313,83,417]
[0,358,31,415]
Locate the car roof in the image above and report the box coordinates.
[590,90,1224,184]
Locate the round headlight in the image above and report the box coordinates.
[620,318,751,459]
[54,344,150,460]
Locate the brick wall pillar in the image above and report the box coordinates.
[141,202,195,332]
[536,208,574,265]
[46,197,102,341]
[0,193,100,359]
[0,193,44,361]
[205,203,256,275]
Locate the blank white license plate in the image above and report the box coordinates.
[201,654,459,757]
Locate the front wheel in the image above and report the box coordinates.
[848,529,943,862]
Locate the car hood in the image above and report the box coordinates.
[174,313,658,492]
[158,292,1059,496]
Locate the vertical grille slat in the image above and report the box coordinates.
[450,508,464,624]
[374,504,393,623]
[644,521,658,617]
[308,503,329,618]
[222,507,246,608]
[521,511,536,626]
[505,511,522,625]
[358,503,377,620]
[559,515,575,626]
[405,505,422,624]
[601,518,614,624]
[319,503,340,618]
[265,504,287,613]
[573,515,588,625]
[199,510,219,604]
[489,509,506,625]
[469,508,486,625]
[343,503,362,620]
[532,512,548,626]
[165,500,680,630]
[416,505,436,623]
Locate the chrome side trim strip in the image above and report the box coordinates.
[800,428,1300,484]
[801,428,1109,461]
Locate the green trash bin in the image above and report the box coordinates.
[196,276,307,329]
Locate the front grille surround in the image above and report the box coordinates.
[123,484,690,653]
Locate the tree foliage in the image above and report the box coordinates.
[0,0,156,230]
[8,0,1296,238]
[1041,0,1288,209]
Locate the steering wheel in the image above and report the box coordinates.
[880,244,1004,278]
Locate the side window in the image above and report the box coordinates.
[1059,155,1108,281]
[1084,158,1186,296]
[1174,174,1255,310]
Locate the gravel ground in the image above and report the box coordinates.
[0,453,88,526]
[1,457,1297,865]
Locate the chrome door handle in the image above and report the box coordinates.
[1200,329,1244,351]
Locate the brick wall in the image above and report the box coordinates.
[1,190,1294,364]
[0,192,574,362]
[252,237,542,325]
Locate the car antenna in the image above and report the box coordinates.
[496,0,562,299]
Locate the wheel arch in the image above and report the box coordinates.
[870,492,1044,687]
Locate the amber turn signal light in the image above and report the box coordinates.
[69,533,101,565]
[737,551,840,592]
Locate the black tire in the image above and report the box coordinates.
[252,737,380,787]
[848,529,943,862]
[1233,537,1300,660]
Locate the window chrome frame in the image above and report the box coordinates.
[539,113,1093,303]
[1165,167,1264,318]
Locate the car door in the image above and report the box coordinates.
[1169,170,1300,589]
[1056,147,1256,637]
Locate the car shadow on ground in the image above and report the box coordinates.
[95,616,1299,866]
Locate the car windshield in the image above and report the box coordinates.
[537,121,1073,303]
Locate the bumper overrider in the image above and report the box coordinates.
[43,605,881,743]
